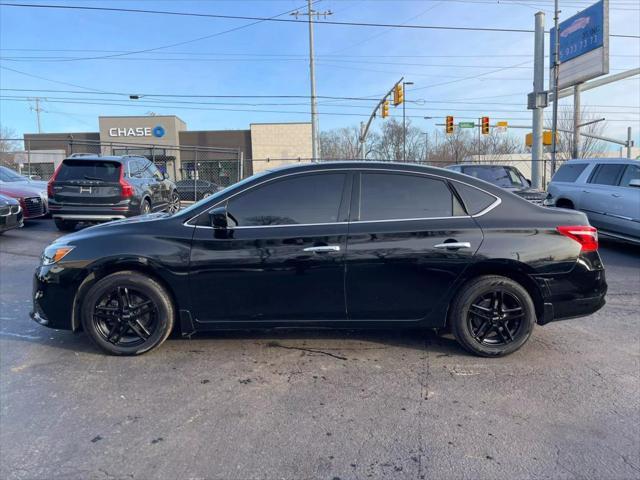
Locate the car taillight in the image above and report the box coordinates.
[47,163,63,198]
[557,225,598,252]
[119,166,134,198]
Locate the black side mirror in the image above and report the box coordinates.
[208,206,228,229]
[162,172,169,180]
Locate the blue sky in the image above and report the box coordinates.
[0,0,638,148]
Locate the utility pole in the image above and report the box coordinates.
[292,2,332,162]
[627,127,633,158]
[30,97,43,133]
[550,0,561,175]
[530,11,545,190]
[402,81,414,161]
[573,83,582,158]
[360,121,366,159]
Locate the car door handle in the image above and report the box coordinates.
[303,245,341,253]
[433,242,471,250]
[582,190,591,193]
[611,193,622,198]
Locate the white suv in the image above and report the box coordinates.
[545,158,640,244]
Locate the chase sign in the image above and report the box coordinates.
[108,125,166,138]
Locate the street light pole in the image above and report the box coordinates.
[402,81,414,162]
[550,0,561,174]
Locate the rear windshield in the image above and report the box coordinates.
[57,160,121,182]
[552,163,587,183]
[460,166,526,188]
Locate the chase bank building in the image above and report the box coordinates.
[22,115,313,183]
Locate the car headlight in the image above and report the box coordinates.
[42,245,75,265]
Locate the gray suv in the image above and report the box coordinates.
[545,158,640,243]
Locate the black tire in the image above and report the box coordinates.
[140,198,152,215]
[556,199,574,209]
[54,218,78,231]
[449,275,535,357]
[81,271,175,356]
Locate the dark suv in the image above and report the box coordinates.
[48,154,180,231]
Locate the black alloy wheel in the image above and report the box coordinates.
[92,286,158,348]
[467,290,525,346]
[81,271,174,355]
[167,191,181,213]
[449,275,535,357]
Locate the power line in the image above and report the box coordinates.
[1,3,637,38]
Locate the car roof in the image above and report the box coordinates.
[63,154,147,163]
[448,164,518,168]
[562,157,639,164]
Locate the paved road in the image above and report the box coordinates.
[1,220,639,480]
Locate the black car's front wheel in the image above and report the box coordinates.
[81,271,174,355]
[449,275,535,357]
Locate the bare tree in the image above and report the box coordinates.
[0,126,20,168]
[369,118,425,162]
[319,126,363,160]
[547,107,606,160]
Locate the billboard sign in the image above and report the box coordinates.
[550,0,609,89]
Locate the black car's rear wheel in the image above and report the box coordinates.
[81,271,174,355]
[167,191,181,213]
[449,275,535,357]
[54,218,78,231]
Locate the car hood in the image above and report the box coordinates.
[0,194,19,206]
[55,212,172,244]
[0,183,46,198]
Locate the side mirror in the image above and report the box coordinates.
[629,179,640,188]
[208,206,228,229]
[162,172,169,180]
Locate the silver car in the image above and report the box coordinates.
[545,158,640,243]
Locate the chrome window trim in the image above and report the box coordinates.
[183,167,501,230]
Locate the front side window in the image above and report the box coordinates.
[618,165,639,187]
[359,173,463,221]
[227,173,346,226]
[552,163,588,183]
[588,164,626,186]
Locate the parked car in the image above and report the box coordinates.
[545,158,640,244]
[47,154,181,231]
[0,183,48,220]
[32,162,606,357]
[0,193,23,234]
[446,164,547,204]
[175,179,223,201]
[0,165,48,214]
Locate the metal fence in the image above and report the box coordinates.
[2,138,246,202]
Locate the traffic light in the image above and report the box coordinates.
[393,84,404,106]
[381,100,390,118]
[446,116,454,134]
[481,116,490,135]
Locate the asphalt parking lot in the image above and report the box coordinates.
[1,219,639,480]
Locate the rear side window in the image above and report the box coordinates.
[452,182,497,215]
[227,173,346,226]
[552,163,587,182]
[56,160,121,182]
[618,165,639,187]
[588,164,626,186]
[359,173,463,221]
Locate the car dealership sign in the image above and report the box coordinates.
[108,125,166,138]
[550,0,609,89]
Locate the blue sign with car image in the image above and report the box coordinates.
[550,0,605,66]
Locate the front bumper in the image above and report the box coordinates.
[31,263,83,331]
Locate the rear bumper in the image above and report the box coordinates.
[48,201,136,221]
[535,255,607,325]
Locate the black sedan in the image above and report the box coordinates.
[175,179,223,202]
[31,162,606,357]
[0,193,23,234]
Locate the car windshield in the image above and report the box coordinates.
[461,166,526,188]
[0,166,27,182]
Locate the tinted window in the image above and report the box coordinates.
[359,173,462,221]
[552,163,587,182]
[128,160,142,178]
[148,162,163,180]
[460,166,526,188]
[227,173,346,226]
[588,164,626,186]
[618,164,639,187]
[56,160,120,182]
[452,182,497,215]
